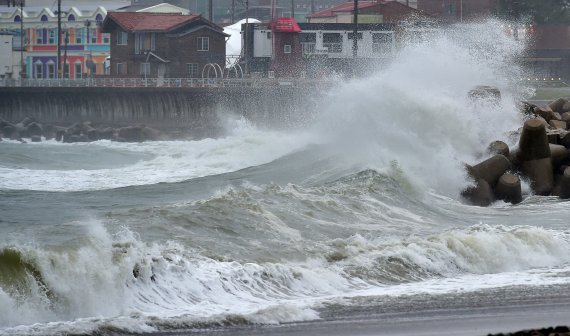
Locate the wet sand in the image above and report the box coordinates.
[148,284,570,336]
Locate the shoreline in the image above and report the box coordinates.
[123,284,570,336]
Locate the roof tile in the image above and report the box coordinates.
[106,12,200,32]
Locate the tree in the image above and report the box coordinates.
[497,0,570,23]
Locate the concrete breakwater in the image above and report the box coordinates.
[463,94,570,206]
[0,86,322,131]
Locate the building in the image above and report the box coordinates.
[416,0,497,22]
[116,2,190,14]
[307,1,423,24]
[102,11,228,78]
[0,4,115,79]
[0,31,15,78]
[523,24,570,81]
[244,20,397,77]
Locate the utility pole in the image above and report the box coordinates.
[57,0,61,78]
[244,0,249,74]
[353,0,358,59]
[231,0,235,23]
[19,0,24,79]
[291,0,294,18]
[208,0,213,21]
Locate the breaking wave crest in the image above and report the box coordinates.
[1,216,569,334]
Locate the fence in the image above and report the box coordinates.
[0,77,334,88]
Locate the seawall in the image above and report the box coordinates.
[0,86,324,130]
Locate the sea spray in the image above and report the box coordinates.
[312,20,529,197]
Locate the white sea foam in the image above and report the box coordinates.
[0,118,318,191]
[1,221,570,335]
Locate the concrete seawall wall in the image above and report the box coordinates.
[0,86,324,129]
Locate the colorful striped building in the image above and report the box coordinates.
[0,4,114,79]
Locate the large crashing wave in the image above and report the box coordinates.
[312,19,530,197]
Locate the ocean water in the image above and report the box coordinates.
[1,21,569,335]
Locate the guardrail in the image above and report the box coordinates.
[0,77,334,88]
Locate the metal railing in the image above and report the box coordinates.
[0,77,335,88]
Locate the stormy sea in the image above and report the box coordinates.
[1,22,570,336]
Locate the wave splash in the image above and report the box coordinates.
[1,218,569,334]
[312,20,529,196]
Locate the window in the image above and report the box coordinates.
[68,14,75,21]
[63,63,70,78]
[299,33,316,43]
[322,33,342,53]
[117,62,127,75]
[95,14,103,22]
[90,28,98,44]
[74,62,82,79]
[48,29,55,44]
[75,28,83,44]
[36,29,44,45]
[140,62,150,76]
[46,63,55,79]
[14,15,21,22]
[197,37,209,51]
[300,33,316,55]
[135,33,155,54]
[348,32,362,40]
[372,33,393,55]
[186,63,198,77]
[102,33,110,44]
[284,44,291,54]
[34,62,43,79]
[41,15,48,22]
[117,31,128,45]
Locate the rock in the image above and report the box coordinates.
[66,123,83,136]
[563,100,570,112]
[548,98,567,113]
[141,126,161,141]
[518,119,554,195]
[562,112,570,122]
[86,129,100,141]
[17,116,36,127]
[521,101,538,116]
[1,122,16,139]
[54,126,67,142]
[559,167,570,199]
[534,106,557,122]
[550,144,569,167]
[461,178,494,207]
[42,124,56,140]
[487,141,509,157]
[522,158,553,195]
[118,126,143,142]
[30,135,42,142]
[26,122,43,138]
[494,173,522,204]
[98,127,115,140]
[519,119,552,161]
[468,154,512,188]
[549,119,567,130]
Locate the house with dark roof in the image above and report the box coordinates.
[102,11,228,78]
